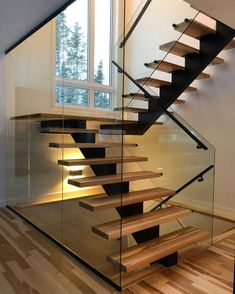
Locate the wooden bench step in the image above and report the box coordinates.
[114,107,148,113]
[136,77,196,92]
[107,226,209,272]
[92,206,191,240]
[49,142,138,148]
[173,19,215,39]
[41,127,99,134]
[68,171,162,188]
[79,187,176,211]
[58,156,148,166]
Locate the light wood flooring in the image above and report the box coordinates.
[0,208,234,293]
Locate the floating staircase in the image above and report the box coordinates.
[43,113,209,281]
[33,12,235,290]
[101,16,235,135]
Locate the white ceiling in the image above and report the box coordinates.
[0,0,71,53]
[2,0,235,55]
[184,0,235,29]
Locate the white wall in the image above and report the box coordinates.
[0,54,6,206]
[173,49,235,219]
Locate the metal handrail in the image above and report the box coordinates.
[112,60,208,150]
[119,0,152,48]
[151,165,214,211]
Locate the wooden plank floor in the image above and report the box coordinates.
[0,207,234,293]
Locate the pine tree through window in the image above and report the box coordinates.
[55,0,113,110]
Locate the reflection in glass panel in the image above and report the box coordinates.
[94,91,111,109]
[94,0,111,85]
[56,0,88,81]
[56,85,88,106]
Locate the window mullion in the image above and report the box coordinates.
[89,0,95,108]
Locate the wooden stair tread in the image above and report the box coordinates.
[224,39,235,50]
[49,143,138,148]
[145,60,184,72]
[173,19,215,39]
[160,40,199,57]
[11,113,147,124]
[100,121,164,133]
[58,156,148,166]
[174,99,185,104]
[123,93,184,105]
[122,93,159,100]
[137,77,196,92]
[92,206,192,240]
[136,77,171,87]
[68,171,162,188]
[108,226,209,272]
[210,56,224,65]
[79,187,176,211]
[41,127,99,134]
[160,40,222,67]
[114,107,148,113]
[185,85,197,92]
[145,60,210,80]
[197,72,210,80]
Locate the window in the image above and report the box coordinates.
[55,0,113,110]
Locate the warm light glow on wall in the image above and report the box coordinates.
[69,170,83,176]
